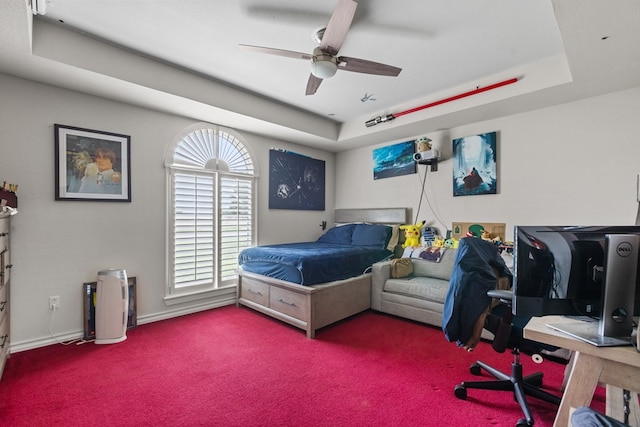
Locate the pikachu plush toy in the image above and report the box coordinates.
[400,221,425,248]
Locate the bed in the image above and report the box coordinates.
[237,208,408,338]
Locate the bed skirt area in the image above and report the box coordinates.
[236,269,372,338]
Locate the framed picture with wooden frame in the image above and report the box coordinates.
[55,124,131,202]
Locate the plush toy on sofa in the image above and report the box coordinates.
[444,237,459,249]
[400,221,425,248]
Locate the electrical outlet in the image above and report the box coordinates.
[49,296,60,310]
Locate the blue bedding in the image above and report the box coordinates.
[238,242,392,285]
[239,223,394,285]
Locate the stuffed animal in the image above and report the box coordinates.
[421,226,438,247]
[400,221,425,248]
[416,136,432,152]
[444,237,459,249]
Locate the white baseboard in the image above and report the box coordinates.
[10,297,237,353]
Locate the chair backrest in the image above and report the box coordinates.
[442,237,513,346]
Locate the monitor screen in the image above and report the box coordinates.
[513,225,640,318]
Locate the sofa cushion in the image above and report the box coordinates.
[383,276,450,303]
[411,248,456,280]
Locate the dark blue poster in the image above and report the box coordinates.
[269,150,325,211]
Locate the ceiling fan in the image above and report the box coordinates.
[239,0,402,95]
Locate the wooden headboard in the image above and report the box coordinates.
[334,208,408,225]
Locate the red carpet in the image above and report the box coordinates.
[0,306,603,426]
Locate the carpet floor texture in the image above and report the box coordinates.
[0,306,604,426]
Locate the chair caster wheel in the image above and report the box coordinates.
[516,418,533,427]
[454,384,467,400]
[470,363,482,376]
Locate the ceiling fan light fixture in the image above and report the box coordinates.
[311,59,338,79]
[310,47,338,79]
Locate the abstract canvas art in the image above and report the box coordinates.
[269,149,325,210]
[452,131,497,196]
[372,140,416,180]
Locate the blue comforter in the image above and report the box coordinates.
[239,242,392,285]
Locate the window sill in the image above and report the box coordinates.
[164,285,236,306]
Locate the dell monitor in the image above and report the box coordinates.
[513,226,640,345]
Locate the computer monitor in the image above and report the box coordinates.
[513,226,640,324]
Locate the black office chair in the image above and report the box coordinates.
[443,237,564,427]
[453,288,563,427]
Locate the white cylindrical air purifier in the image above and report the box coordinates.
[95,268,128,344]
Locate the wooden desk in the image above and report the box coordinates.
[524,316,640,427]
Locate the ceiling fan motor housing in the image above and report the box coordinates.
[310,47,338,79]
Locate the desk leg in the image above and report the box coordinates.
[606,386,640,425]
[554,352,604,427]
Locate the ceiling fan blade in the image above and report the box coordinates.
[320,0,357,55]
[305,74,323,95]
[239,44,312,61]
[337,56,402,76]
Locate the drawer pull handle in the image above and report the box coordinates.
[0,334,7,349]
[0,300,5,311]
[0,232,7,237]
[248,289,263,296]
[277,299,296,307]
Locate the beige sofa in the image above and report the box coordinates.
[372,247,516,347]
[371,249,457,328]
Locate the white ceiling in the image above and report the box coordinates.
[39,0,565,122]
[1,0,639,152]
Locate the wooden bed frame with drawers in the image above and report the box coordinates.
[237,208,408,338]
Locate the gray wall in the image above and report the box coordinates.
[336,86,640,240]
[3,71,640,351]
[0,73,335,350]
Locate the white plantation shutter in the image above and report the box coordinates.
[219,177,253,283]
[166,125,255,294]
[173,172,215,288]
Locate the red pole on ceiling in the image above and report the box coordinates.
[365,77,519,127]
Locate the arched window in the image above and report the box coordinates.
[164,123,257,299]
